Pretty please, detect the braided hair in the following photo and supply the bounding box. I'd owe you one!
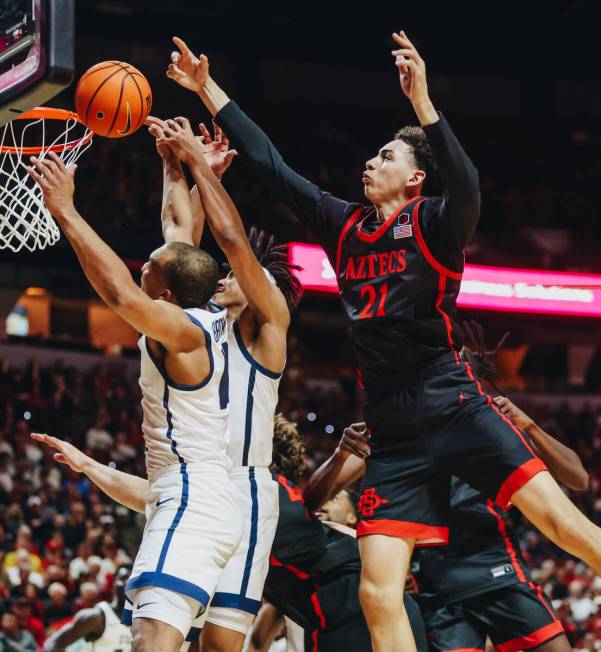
[248,227,303,312]
[460,320,509,395]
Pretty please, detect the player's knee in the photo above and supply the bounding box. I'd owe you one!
[359,576,403,618]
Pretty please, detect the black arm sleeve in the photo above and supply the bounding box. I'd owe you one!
[421,113,481,254]
[215,101,352,249]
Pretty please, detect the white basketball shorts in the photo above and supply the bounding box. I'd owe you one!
[183,466,279,643]
[125,462,244,637]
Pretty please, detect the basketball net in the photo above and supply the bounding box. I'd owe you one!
[0,108,93,252]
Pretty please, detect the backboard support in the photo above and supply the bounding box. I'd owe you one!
[0,0,74,126]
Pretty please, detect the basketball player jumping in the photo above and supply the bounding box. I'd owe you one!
[27,154,243,652]
[144,115,301,652]
[165,32,601,651]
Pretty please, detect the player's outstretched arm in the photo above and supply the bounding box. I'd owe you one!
[149,117,237,247]
[392,30,480,248]
[43,607,105,652]
[303,422,368,512]
[148,117,198,246]
[160,118,290,332]
[494,397,590,491]
[27,154,203,353]
[166,37,349,245]
[32,433,148,512]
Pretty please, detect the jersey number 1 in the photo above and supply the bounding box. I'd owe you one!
[358,283,388,319]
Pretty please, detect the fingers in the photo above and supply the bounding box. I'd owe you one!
[166,63,187,81]
[391,48,420,62]
[199,122,213,144]
[212,120,223,144]
[146,115,169,128]
[340,435,371,459]
[395,57,417,72]
[345,422,368,434]
[148,124,166,139]
[172,36,191,55]
[54,453,68,465]
[392,30,416,50]
[174,116,191,131]
[170,51,180,64]
[30,156,57,181]
[31,432,60,450]
[26,164,46,188]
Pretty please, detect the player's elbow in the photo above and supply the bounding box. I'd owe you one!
[569,469,590,492]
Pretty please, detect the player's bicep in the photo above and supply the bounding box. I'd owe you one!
[114,292,201,352]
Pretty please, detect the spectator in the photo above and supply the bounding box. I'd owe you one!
[0,613,36,652]
[44,583,73,628]
[11,597,45,647]
[569,580,597,624]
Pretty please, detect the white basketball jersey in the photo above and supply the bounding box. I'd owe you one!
[139,306,231,473]
[227,320,282,467]
[84,602,132,652]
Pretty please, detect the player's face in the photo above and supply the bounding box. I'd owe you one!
[316,490,357,528]
[140,248,168,300]
[212,271,246,310]
[363,140,422,204]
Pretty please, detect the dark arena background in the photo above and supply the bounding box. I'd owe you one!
[1,2,601,650]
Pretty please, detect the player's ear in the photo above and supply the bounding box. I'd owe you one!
[406,169,425,190]
[159,288,173,303]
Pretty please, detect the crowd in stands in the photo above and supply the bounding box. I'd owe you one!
[0,350,601,649]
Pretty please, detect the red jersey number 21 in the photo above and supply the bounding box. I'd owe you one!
[358,283,388,319]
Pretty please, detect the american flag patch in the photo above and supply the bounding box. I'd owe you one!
[393,213,412,239]
[393,224,412,239]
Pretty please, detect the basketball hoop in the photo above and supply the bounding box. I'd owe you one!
[0,107,93,252]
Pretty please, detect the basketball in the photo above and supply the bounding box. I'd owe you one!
[74,61,152,138]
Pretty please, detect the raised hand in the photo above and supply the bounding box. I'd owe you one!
[26,152,77,219]
[337,422,371,460]
[155,116,204,165]
[31,433,89,473]
[198,121,238,179]
[146,115,176,160]
[391,30,436,124]
[167,36,209,93]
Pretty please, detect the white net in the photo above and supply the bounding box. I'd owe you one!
[0,109,93,252]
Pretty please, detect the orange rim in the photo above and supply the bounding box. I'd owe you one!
[0,106,93,156]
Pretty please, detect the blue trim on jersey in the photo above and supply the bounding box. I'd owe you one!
[233,320,283,379]
[163,384,184,464]
[240,466,259,598]
[210,592,262,615]
[125,572,210,608]
[156,463,189,572]
[186,627,202,643]
[242,368,256,466]
[143,315,215,391]
[121,608,133,626]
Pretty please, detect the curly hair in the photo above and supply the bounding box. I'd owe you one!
[394,125,443,197]
[248,227,303,312]
[270,413,305,485]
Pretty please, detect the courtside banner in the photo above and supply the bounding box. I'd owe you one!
[289,243,601,318]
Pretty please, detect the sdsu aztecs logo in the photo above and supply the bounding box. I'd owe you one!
[358,488,389,517]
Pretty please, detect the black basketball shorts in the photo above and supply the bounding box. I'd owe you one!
[422,582,564,652]
[357,356,547,544]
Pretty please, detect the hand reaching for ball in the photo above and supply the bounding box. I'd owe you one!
[147,116,237,178]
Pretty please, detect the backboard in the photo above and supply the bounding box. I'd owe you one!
[0,0,74,126]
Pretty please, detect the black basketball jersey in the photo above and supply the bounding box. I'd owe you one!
[263,474,361,630]
[336,197,464,394]
[414,477,532,608]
